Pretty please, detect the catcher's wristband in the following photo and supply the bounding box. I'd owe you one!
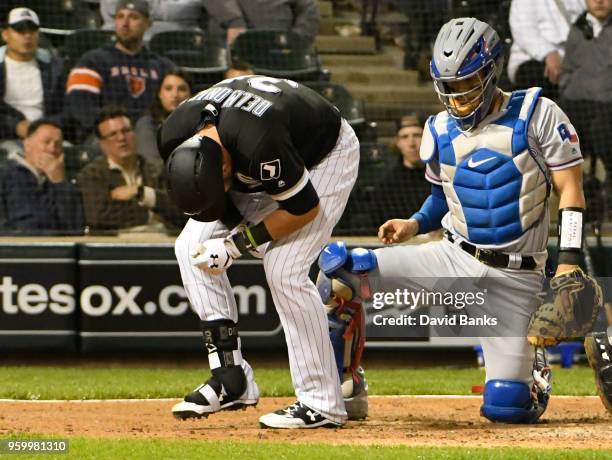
[557,207,584,265]
[231,222,272,255]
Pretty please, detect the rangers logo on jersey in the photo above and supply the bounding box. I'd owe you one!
[557,123,579,144]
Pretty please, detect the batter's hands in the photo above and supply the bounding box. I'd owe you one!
[191,237,242,275]
[378,218,418,244]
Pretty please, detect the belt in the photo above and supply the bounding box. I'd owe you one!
[444,232,537,270]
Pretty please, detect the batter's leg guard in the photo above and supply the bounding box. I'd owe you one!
[481,348,552,424]
[172,320,259,420]
[317,241,377,420]
[585,328,612,414]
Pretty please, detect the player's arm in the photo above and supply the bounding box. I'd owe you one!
[533,97,585,275]
[378,184,447,244]
[263,203,320,239]
[229,129,323,253]
[551,164,585,275]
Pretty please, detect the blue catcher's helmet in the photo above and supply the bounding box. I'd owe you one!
[430,17,504,131]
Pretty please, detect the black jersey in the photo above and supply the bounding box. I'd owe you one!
[159,76,342,215]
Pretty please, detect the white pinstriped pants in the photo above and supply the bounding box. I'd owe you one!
[175,119,359,423]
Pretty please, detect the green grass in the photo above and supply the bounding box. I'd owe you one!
[0,366,597,400]
[1,437,610,460]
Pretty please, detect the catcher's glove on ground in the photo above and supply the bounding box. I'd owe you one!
[191,238,241,275]
[528,267,603,347]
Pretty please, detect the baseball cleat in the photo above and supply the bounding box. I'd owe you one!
[585,330,612,413]
[342,367,368,420]
[172,379,259,420]
[259,401,344,429]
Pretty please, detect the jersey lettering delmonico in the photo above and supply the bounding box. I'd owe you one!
[161,76,342,215]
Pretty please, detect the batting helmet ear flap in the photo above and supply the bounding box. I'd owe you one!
[165,135,226,221]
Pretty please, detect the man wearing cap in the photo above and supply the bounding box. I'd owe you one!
[66,0,174,142]
[363,113,432,228]
[99,0,208,43]
[0,8,65,146]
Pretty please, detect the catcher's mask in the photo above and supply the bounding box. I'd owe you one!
[165,135,226,221]
[430,17,504,131]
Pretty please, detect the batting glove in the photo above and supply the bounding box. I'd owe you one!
[191,237,242,275]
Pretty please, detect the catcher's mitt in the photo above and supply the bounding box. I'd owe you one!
[528,267,603,347]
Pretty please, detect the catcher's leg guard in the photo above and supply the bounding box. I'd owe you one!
[317,241,377,420]
[585,328,612,413]
[172,320,259,420]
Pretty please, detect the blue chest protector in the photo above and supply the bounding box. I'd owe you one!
[428,88,549,246]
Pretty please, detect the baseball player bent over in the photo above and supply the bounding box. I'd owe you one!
[319,17,598,423]
[157,77,359,428]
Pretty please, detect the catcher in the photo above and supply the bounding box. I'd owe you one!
[317,16,604,423]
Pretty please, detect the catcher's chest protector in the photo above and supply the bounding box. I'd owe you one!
[426,88,549,245]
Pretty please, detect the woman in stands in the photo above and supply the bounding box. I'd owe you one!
[135,69,193,174]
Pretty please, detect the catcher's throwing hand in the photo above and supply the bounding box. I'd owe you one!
[528,266,603,347]
[378,219,418,244]
[191,237,242,275]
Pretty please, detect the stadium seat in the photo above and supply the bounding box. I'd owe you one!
[38,33,56,53]
[63,29,116,68]
[304,82,364,125]
[230,29,327,82]
[63,144,99,180]
[149,31,229,86]
[303,81,378,141]
[29,0,99,48]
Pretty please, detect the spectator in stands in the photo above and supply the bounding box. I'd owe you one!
[66,0,174,142]
[203,0,320,45]
[559,0,612,194]
[508,0,585,99]
[135,69,192,174]
[560,0,612,102]
[99,0,208,43]
[0,8,65,152]
[77,106,184,233]
[373,114,431,223]
[0,120,84,233]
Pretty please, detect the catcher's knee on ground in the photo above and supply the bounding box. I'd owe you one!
[480,380,548,424]
[317,241,376,419]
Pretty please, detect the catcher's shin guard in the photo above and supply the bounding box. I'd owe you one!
[172,320,259,420]
[317,241,377,420]
[585,328,612,413]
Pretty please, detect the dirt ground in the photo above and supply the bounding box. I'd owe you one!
[1,396,610,449]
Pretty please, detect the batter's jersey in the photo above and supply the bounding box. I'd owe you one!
[421,88,583,255]
[159,76,342,215]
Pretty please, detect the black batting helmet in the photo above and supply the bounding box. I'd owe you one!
[165,135,226,221]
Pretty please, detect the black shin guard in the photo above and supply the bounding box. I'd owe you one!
[201,320,247,399]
